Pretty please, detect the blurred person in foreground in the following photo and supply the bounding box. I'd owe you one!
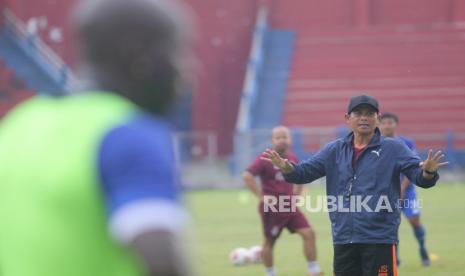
[261,95,447,276]
[243,126,323,276]
[380,112,432,266]
[0,0,194,275]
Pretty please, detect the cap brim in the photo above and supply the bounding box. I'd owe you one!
[349,103,379,113]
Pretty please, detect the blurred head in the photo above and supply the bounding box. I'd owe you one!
[271,126,292,154]
[73,0,194,115]
[379,112,399,138]
[345,95,379,135]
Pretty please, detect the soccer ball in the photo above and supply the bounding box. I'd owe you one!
[248,245,263,263]
[229,247,252,266]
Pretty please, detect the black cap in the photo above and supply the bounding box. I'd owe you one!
[347,94,379,114]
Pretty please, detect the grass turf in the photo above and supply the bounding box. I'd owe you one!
[186,183,465,276]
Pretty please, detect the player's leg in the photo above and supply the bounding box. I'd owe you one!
[404,194,430,266]
[259,202,285,276]
[407,215,430,266]
[296,227,317,263]
[360,243,397,276]
[262,237,277,275]
[333,244,362,276]
[295,227,323,276]
[397,203,407,266]
[288,209,322,275]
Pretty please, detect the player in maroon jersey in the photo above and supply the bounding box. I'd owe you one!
[243,126,322,276]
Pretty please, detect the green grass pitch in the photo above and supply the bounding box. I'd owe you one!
[186,183,465,276]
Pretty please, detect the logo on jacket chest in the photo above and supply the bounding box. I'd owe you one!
[371,148,382,157]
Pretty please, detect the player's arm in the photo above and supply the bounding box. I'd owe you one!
[110,201,189,276]
[400,176,410,200]
[400,138,414,199]
[291,156,304,195]
[130,230,182,275]
[242,171,262,199]
[99,124,191,276]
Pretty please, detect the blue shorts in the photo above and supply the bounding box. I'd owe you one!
[400,184,421,218]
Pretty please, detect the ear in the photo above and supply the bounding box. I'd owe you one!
[344,113,350,124]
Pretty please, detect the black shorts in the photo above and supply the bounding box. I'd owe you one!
[334,243,398,276]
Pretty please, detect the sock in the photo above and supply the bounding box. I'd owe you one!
[265,267,276,276]
[413,224,426,250]
[308,261,322,274]
[396,243,400,264]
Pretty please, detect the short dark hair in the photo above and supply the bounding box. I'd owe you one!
[74,0,191,115]
[379,112,399,123]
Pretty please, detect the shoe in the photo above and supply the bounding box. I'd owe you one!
[420,248,431,266]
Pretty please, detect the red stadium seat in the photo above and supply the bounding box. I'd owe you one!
[281,26,465,149]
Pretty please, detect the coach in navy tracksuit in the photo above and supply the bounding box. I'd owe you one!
[261,95,447,276]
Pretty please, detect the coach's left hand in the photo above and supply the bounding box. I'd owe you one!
[421,149,448,178]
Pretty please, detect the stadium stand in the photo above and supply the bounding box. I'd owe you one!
[234,0,465,172]
[242,1,465,152]
[282,26,465,150]
[1,0,464,164]
[251,30,295,129]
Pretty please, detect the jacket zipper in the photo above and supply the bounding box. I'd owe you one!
[348,148,356,243]
[348,145,376,243]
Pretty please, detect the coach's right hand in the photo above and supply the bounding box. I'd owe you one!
[261,149,295,174]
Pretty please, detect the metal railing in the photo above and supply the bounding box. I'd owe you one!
[3,9,80,92]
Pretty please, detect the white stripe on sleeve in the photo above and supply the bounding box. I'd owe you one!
[109,199,189,244]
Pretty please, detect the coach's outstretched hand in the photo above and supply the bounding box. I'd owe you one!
[421,149,448,178]
[261,149,295,174]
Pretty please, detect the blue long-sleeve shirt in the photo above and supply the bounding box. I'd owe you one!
[284,128,438,244]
